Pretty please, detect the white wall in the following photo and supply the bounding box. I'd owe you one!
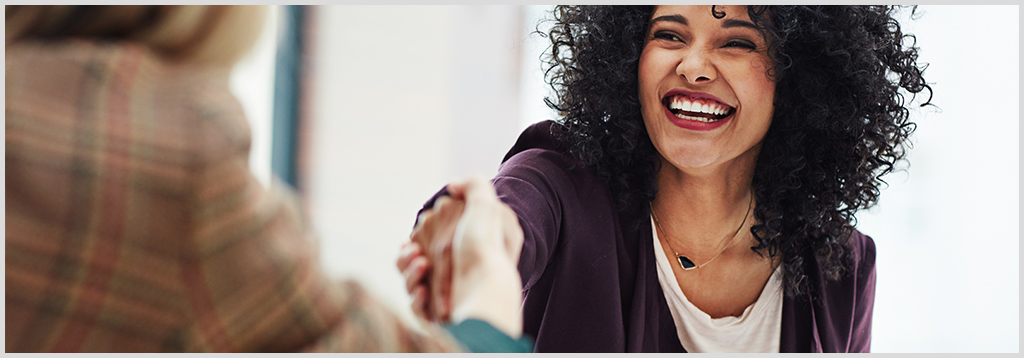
[253,5,1017,352]
[305,5,526,328]
[855,5,1019,353]
[231,5,279,188]
[520,6,561,130]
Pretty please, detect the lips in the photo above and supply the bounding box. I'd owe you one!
[659,90,735,131]
[662,94,735,123]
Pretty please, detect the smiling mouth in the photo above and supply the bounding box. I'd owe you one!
[662,95,735,123]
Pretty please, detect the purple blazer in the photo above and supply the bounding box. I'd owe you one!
[420,120,876,352]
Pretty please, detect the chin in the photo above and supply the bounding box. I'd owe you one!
[660,147,723,172]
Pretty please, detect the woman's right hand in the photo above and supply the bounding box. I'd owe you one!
[443,176,524,337]
[398,176,524,337]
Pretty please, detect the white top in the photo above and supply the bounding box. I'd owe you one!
[651,216,784,353]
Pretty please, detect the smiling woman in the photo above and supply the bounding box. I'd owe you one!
[640,6,779,327]
[640,6,776,174]
[400,5,932,353]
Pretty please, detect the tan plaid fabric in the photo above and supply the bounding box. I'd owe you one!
[5,39,461,353]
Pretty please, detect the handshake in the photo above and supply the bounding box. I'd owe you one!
[395,176,525,338]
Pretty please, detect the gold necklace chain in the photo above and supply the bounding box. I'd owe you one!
[650,189,754,270]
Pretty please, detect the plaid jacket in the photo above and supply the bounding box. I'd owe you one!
[5,40,461,353]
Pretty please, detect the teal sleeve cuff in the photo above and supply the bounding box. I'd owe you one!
[444,319,534,353]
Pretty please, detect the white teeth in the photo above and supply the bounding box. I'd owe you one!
[668,96,731,116]
[686,101,698,112]
[673,112,720,123]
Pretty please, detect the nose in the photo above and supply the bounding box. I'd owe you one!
[675,49,717,84]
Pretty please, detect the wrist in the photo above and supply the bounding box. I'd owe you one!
[450,254,523,338]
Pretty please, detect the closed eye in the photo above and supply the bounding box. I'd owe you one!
[723,40,756,50]
[653,31,683,43]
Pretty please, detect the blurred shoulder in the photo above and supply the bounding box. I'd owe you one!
[6,39,250,165]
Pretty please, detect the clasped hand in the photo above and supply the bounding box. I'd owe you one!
[396,176,524,337]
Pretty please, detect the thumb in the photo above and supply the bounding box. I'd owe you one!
[446,175,496,204]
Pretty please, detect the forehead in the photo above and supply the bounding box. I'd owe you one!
[651,5,753,22]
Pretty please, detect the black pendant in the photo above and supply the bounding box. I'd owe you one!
[677,256,697,270]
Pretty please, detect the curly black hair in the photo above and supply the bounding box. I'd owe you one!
[541,5,932,297]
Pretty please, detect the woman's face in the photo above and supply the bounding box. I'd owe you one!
[639,5,775,174]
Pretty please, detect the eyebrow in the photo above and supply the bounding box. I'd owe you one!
[649,14,759,31]
[721,19,757,30]
[650,14,687,26]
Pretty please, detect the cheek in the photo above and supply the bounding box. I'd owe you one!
[749,79,775,112]
[756,81,776,119]
[735,65,776,121]
[638,46,680,95]
[637,50,657,98]
[637,48,671,116]
[747,58,776,109]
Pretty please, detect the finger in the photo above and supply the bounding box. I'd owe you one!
[447,175,497,204]
[433,195,452,211]
[433,197,465,243]
[438,282,451,321]
[403,256,429,294]
[411,211,435,246]
[445,175,494,202]
[416,209,434,227]
[431,198,463,322]
[434,196,464,221]
[410,285,430,321]
[434,198,466,246]
[395,241,422,272]
[430,238,453,322]
[445,179,470,201]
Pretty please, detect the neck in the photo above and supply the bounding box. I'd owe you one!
[651,150,757,253]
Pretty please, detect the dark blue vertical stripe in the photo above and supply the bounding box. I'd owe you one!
[271,5,305,189]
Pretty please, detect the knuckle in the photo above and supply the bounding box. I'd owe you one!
[409,234,423,247]
[434,196,451,211]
